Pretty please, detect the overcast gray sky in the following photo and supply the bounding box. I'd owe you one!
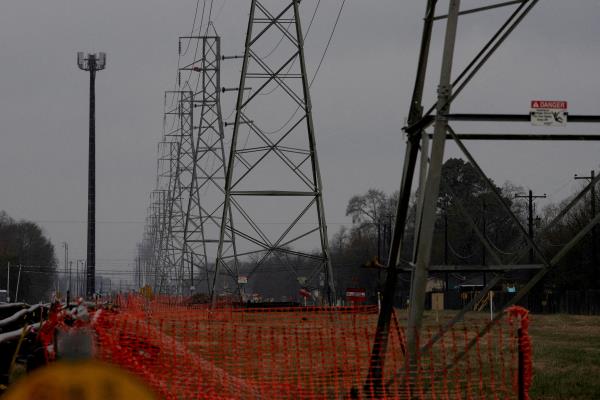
[1,0,599,281]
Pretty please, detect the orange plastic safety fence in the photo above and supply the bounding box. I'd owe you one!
[506,306,533,400]
[87,295,532,399]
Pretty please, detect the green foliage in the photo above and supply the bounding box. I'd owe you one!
[0,211,57,302]
[539,189,600,290]
[332,158,599,302]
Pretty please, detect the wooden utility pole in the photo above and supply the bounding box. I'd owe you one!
[515,190,546,263]
[575,171,598,283]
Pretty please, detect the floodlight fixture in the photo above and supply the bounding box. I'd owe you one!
[77,52,106,71]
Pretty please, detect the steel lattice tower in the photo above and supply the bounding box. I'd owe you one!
[365,0,600,395]
[162,90,196,295]
[179,35,240,296]
[141,34,237,296]
[214,0,335,303]
[152,141,177,293]
[148,188,170,292]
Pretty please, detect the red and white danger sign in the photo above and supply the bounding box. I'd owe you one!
[299,288,311,298]
[346,288,367,303]
[530,100,567,126]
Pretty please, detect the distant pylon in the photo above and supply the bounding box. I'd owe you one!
[147,33,237,296]
[162,90,195,296]
[178,34,240,296]
[148,188,170,292]
[214,0,335,304]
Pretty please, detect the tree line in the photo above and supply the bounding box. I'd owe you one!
[330,158,599,302]
[0,211,56,303]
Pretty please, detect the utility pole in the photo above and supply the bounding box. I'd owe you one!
[138,256,143,289]
[62,242,68,295]
[575,171,598,283]
[15,265,22,303]
[515,190,546,263]
[444,200,450,290]
[7,262,10,303]
[67,261,73,305]
[77,52,106,298]
[76,261,79,297]
[376,219,382,262]
[76,259,84,298]
[68,261,73,293]
[482,199,486,286]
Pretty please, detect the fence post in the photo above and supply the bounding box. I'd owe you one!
[518,327,525,400]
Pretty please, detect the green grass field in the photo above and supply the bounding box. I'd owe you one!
[528,314,600,400]
[408,310,600,399]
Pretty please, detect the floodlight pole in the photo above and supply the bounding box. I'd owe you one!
[78,52,106,298]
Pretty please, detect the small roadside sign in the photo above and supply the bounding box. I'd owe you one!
[299,288,311,298]
[237,276,248,284]
[346,288,367,303]
[530,100,567,126]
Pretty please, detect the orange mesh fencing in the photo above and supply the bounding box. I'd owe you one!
[86,296,532,399]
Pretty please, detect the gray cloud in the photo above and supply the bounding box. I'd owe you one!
[0,0,598,281]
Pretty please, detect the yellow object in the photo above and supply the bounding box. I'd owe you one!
[9,326,29,377]
[140,285,154,300]
[3,360,156,399]
[431,292,444,311]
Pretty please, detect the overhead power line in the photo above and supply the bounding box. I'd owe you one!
[258,0,348,135]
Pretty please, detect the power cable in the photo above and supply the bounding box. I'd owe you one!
[205,0,214,35]
[308,0,346,87]
[172,0,207,106]
[484,234,517,256]
[214,0,227,23]
[448,242,476,260]
[258,0,347,135]
[257,0,321,61]
[258,0,323,97]
[180,0,202,57]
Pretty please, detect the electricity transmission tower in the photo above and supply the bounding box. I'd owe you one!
[365,0,600,395]
[146,188,170,292]
[161,90,195,295]
[140,33,236,296]
[213,0,335,303]
[179,34,239,296]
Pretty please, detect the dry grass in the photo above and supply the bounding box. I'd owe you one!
[147,306,520,398]
[123,301,600,398]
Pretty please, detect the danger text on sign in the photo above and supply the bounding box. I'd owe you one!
[531,100,567,109]
[530,99,568,127]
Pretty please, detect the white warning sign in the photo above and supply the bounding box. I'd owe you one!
[530,100,567,126]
